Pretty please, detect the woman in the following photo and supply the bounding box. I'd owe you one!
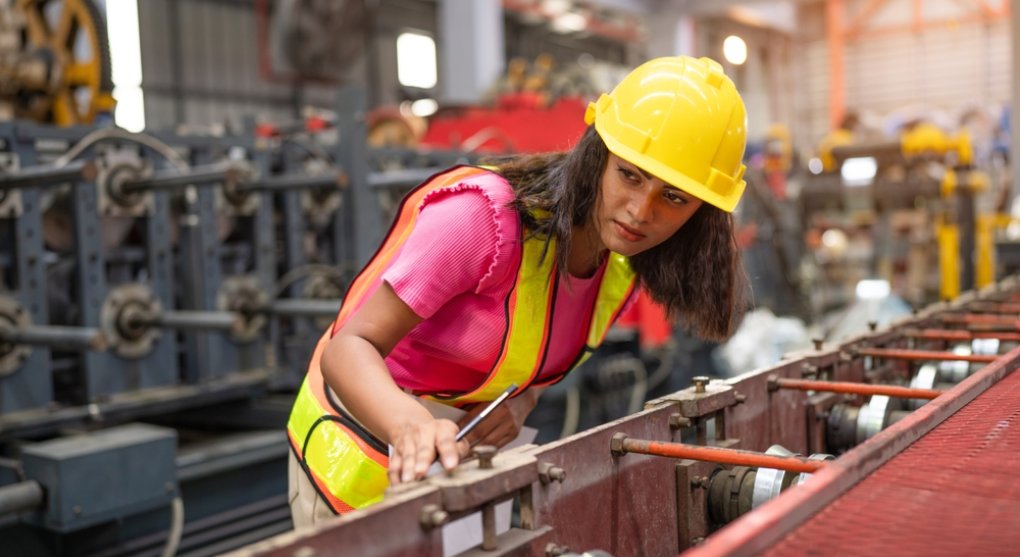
[287,55,748,527]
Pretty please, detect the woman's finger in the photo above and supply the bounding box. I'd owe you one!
[399,429,418,483]
[414,426,436,478]
[434,420,461,470]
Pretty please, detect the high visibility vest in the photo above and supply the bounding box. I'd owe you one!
[287,166,636,514]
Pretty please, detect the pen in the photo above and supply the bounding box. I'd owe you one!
[455,383,519,443]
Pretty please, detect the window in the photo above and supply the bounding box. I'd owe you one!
[106,0,145,131]
[396,32,437,89]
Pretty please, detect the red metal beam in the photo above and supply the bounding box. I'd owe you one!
[612,435,827,474]
[856,347,998,363]
[826,0,845,130]
[772,377,942,400]
[905,328,1020,342]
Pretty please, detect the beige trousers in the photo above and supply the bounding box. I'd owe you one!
[288,450,339,530]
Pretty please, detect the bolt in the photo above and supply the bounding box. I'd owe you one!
[801,364,819,378]
[419,504,449,531]
[766,374,780,392]
[868,321,878,331]
[539,462,566,484]
[812,337,824,351]
[733,392,747,404]
[293,547,316,557]
[474,445,496,469]
[692,537,705,545]
[816,409,831,420]
[669,413,692,430]
[692,376,710,393]
[690,475,710,490]
[610,432,628,456]
[839,351,853,363]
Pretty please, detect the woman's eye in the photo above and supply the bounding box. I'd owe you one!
[664,191,688,205]
[617,166,639,182]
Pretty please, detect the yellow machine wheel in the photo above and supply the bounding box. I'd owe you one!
[17,0,115,125]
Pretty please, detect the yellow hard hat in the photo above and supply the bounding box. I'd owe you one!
[585,56,747,212]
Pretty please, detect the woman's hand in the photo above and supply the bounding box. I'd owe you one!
[387,417,469,485]
[457,388,543,449]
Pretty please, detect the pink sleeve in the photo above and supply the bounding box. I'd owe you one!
[382,183,518,319]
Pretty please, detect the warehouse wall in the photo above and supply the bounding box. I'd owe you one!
[795,0,1010,156]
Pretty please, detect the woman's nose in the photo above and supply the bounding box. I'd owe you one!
[627,188,655,223]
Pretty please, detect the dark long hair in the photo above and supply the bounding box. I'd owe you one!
[488,127,746,341]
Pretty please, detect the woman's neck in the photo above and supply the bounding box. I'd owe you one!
[567,223,607,278]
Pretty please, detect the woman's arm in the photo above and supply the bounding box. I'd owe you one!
[320,282,467,484]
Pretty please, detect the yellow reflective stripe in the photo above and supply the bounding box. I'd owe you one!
[448,234,556,404]
[303,419,388,509]
[586,254,636,347]
[288,378,389,510]
[286,380,322,457]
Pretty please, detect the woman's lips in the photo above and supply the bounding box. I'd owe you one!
[613,220,645,242]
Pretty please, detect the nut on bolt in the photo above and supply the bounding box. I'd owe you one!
[610,432,628,456]
[669,413,692,429]
[692,376,710,393]
[419,504,449,531]
[473,445,497,469]
[539,462,566,484]
[545,543,570,556]
[766,374,780,392]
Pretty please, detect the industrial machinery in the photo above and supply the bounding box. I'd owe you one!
[229,277,1020,556]
[0,0,115,125]
[0,85,479,555]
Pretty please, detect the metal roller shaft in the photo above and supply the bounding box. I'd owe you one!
[610,433,828,474]
[122,164,237,192]
[856,347,998,363]
[0,159,96,190]
[0,480,44,517]
[127,309,240,332]
[0,324,107,351]
[266,299,342,319]
[241,173,341,192]
[904,328,1020,342]
[770,377,943,400]
[368,167,447,189]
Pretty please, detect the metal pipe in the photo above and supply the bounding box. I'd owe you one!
[903,328,1020,342]
[610,433,828,474]
[265,299,341,319]
[958,302,1020,314]
[939,313,1020,326]
[122,164,237,192]
[367,167,446,189]
[770,377,942,400]
[856,347,998,363]
[0,324,107,351]
[126,309,239,331]
[0,159,96,190]
[240,173,341,193]
[0,480,44,517]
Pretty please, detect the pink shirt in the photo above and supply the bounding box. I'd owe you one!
[370,171,612,395]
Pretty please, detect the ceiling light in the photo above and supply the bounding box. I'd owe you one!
[723,35,747,65]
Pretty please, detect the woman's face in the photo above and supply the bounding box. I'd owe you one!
[594,153,704,256]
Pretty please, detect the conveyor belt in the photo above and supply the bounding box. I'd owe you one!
[688,346,1020,557]
[761,366,1020,556]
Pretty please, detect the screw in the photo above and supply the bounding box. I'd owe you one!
[419,504,449,531]
[692,376,710,393]
[733,392,747,404]
[690,475,710,490]
[812,338,824,351]
[539,462,566,484]
[669,413,692,430]
[474,445,496,469]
